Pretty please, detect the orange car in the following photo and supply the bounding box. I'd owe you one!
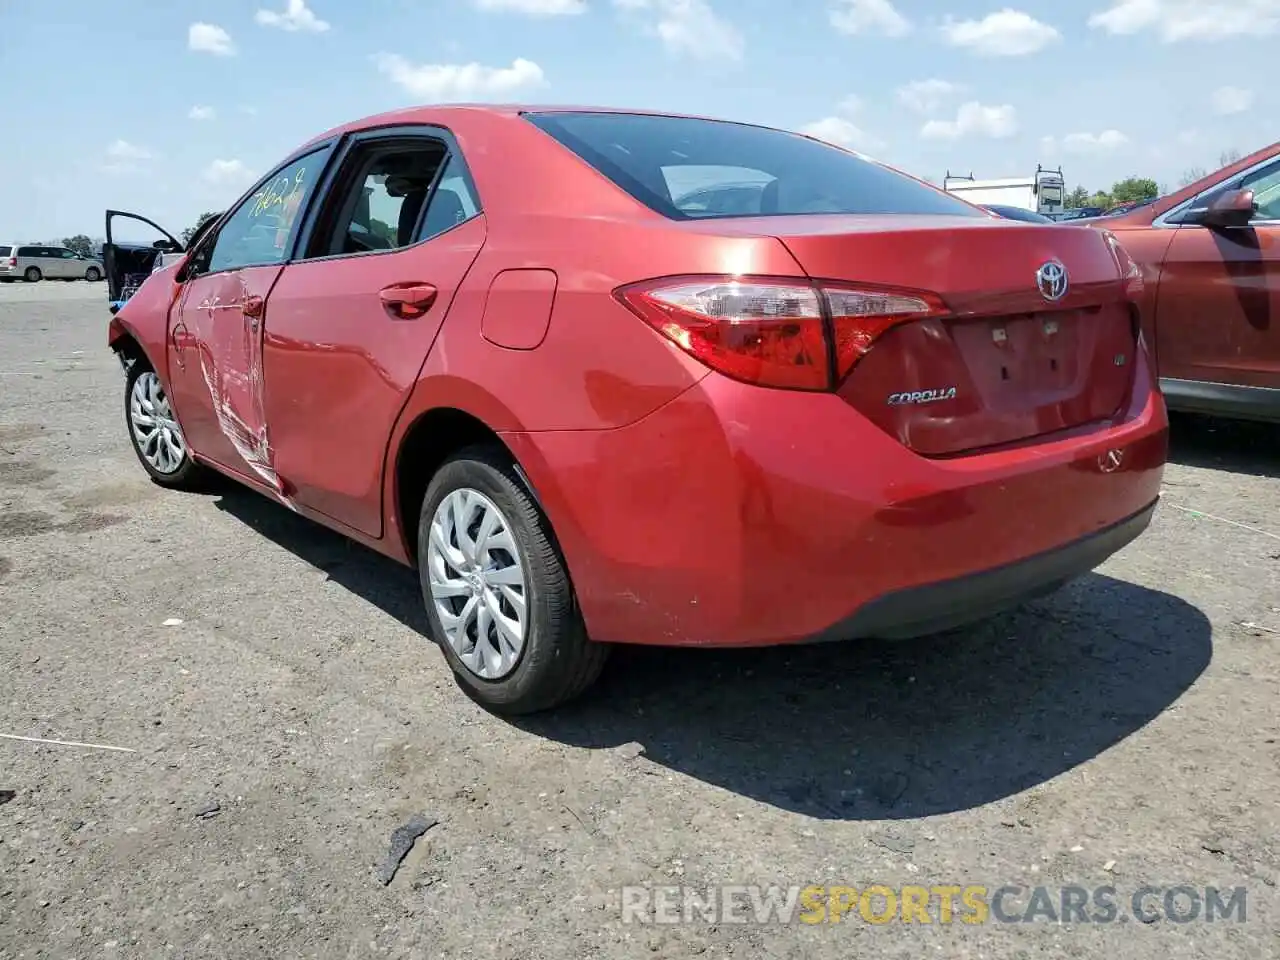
[1087,143,1280,423]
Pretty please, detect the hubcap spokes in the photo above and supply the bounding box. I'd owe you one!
[426,488,527,680]
[130,372,187,474]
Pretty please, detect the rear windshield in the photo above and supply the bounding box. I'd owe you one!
[526,111,982,220]
[0,246,10,257]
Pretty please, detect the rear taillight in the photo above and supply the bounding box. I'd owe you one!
[6,257,14,267]
[615,276,948,391]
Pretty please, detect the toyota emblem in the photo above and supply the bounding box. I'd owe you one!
[1036,260,1069,302]
[1098,449,1124,473]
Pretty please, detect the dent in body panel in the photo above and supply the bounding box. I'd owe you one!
[181,268,286,493]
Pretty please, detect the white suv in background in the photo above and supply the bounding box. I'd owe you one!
[0,244,104,282]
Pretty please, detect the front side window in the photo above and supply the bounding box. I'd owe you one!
[203,152,320,274]
[1178,158,1280,224]
[1242,162,1280,221]
[526,111,983,220]
[60,249,79,259]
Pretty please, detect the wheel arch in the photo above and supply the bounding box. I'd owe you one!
[391,405,545,567]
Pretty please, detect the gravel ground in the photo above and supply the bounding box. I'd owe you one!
[1,280,1278,959]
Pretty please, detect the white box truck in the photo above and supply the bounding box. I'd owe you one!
[942,165,1065,216]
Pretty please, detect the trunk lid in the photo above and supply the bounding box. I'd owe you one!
[728,215,1137,456]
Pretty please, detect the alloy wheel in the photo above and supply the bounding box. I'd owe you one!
[129,371,188,474]
[426,488,528,680]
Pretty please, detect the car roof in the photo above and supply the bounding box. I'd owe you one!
[295,103,776,153]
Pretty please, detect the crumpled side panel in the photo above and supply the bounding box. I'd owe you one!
[188,270,284,495]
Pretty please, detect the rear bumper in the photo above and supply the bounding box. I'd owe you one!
[811,500,1156,641]
[504,349,1168,648]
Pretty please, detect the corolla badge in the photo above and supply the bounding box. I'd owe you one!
[887,386,958,406]
[1036,260,1069,302]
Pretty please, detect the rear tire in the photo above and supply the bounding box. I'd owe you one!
[24,267,40,282]
[417,445,608,715]
[85,267,101,282]
[124,360,208,490]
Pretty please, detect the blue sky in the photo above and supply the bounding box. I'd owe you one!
[3,0,1278,241]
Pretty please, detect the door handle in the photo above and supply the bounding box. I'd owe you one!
[244,294,265,319]
[379,283,438,320]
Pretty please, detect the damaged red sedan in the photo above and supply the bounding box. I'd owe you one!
[106,106,1168,714]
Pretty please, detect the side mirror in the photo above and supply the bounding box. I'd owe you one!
[1199,188,1256,229]
[153,238,180,251]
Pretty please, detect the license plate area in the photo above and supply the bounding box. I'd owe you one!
[950,310,1083,403]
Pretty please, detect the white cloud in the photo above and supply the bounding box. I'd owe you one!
[188,105,216,121]
[107,140,153,161]
[829,0,911,36]
[942,9,1060,56]
[189,22,236,56]
[1043,130,1130,154]
[800,116,884,152]
[897,79,960,114]
[835,94,863,115]
[203,159,257,188]
[474,0,587,13]
[100,140,155,175]
[612,0,744,61]
[1088,0,1280,41]
[920,102,1017,140]
[1211,85,1254,115]
[255,0,331,32]
[375,54,546,99]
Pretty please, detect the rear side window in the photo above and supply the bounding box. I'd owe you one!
[526,112,983,220]
[17,246,39,257]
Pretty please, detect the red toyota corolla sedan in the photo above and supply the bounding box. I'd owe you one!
[105,105,1168,714]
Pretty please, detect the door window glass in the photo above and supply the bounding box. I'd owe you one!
[309,139,449,258]
[1242,162,1280,221]
[421,156,480,239]
[204,153,319,274]
[60,249,79,259]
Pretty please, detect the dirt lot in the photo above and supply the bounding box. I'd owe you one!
[1,280,1277,959]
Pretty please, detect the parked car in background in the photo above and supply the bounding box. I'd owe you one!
[981,204,1053,223]
[0,243,104,282]
[106,105,1167,714]
[1083,141,1280,423]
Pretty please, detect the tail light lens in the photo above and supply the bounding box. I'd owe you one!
[616,276,947,391]
[6,257,14,267]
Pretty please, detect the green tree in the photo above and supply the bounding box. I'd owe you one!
[1087,190,1114,209]
[62,234,93,257]
[1109,178,1159,204]
[181,211,220,246]
[1065,186,1090,208]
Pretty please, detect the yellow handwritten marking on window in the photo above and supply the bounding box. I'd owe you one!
[250,167,307,219]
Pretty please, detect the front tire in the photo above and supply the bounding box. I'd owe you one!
[24,267,40,282]
[418,446,608,715]
[124,361,207,489]
[85,266,101,282]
